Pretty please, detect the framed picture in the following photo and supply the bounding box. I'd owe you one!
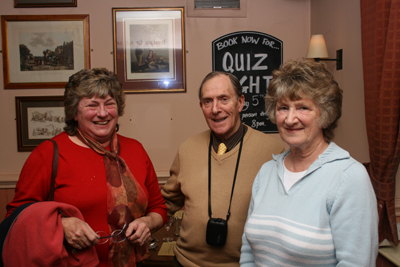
[112,7,186,93]
[1,15,90,89]
[14,0,77,8]
[16,96,65,151]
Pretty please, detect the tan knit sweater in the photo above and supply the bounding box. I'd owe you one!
[162,126,285,267]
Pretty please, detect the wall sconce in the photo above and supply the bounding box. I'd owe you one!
[306,34,343,70]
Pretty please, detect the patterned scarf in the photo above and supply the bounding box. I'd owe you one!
[77,128,148,267]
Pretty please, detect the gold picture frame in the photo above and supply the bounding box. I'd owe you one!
[1,14,90,89]
[112,7,186,93]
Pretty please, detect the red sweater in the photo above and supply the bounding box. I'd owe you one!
[6,132,167,264]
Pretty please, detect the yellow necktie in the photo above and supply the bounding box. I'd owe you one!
[217,143,227,155]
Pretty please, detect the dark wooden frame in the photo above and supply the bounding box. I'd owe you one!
[16,96,64,152]
[14,0,77,8]
[112,7,186,93]
[1,14,90,89]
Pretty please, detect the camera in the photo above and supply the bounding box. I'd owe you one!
[206,218,227,246]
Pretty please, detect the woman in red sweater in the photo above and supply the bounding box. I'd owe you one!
[6,68,167,266]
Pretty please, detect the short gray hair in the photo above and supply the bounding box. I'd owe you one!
[198,71,242,101]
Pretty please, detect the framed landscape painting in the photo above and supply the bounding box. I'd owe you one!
[1,15,90,89]
[112,7,186,93]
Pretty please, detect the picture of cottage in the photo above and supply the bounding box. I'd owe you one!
[19,32,74,71]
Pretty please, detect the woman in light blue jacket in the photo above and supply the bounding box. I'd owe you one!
[240,59,378,267]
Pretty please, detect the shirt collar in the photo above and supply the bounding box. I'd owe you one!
[212,124,247,153]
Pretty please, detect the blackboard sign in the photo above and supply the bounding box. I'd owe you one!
[212,31,282,133]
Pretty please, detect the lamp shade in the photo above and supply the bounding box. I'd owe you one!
[306,34,329,58]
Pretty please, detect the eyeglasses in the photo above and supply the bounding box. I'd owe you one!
[96,223,127,244]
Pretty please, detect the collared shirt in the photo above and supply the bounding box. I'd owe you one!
[212,124,248,153]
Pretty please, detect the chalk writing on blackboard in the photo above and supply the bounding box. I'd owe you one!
[212,31,283,133]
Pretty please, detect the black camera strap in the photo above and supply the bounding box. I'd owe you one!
[208,127,244,222]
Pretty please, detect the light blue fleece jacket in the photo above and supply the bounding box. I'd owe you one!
[240,142,378,267]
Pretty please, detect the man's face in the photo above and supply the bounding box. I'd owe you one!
[200,75,244,140]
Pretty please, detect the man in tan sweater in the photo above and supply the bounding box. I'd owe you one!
[162,71,284,267]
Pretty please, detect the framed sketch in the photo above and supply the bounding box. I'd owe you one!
[14,0,77,8]
[112,7,186,93]
[1,15,90,89]
[16,96,65,151]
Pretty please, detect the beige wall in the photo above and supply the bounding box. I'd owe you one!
[0,0,308,185]
[310,0,400,214]
[0,0,374,190]
[310,0,369,162]
[310,0,372,165]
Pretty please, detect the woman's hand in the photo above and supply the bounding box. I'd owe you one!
[125,212,163,246]
[61,217,99,250]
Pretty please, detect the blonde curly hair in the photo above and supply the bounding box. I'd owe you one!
[265,59,343,142]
